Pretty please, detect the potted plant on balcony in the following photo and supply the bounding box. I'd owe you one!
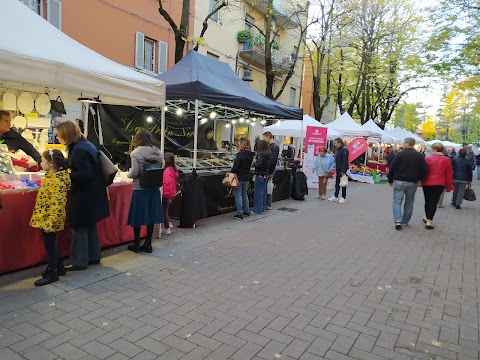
[272,42,280,50]
[237,30,253,43]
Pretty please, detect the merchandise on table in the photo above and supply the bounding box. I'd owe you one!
[0,144,15,174]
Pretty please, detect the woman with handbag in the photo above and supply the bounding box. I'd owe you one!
[127,129,164,253]
[312,146,334,200]
[252,140,272,215]
[56,121,109,271]
[452,148,473,209]
[230,138,254,219]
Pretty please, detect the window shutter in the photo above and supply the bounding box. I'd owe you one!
[158,41,168,74]
[135,32,145,69]
[47,0,61,30]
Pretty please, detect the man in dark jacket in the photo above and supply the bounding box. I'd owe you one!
[0,110,41,164]
[452,148,473,209]
[387,137,428,230]
[329,138,349,204]
[263,131,280,210]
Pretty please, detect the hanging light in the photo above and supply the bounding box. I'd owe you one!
[246,119,251,124]
[252,117,257,122]
[251,122,256,127]
[225,123,231,128]
[276,120,281,126]
[242,68,253,82]
[200,118,208,124]
[232,119,237,124]
[176,108,183,115]
[210,111,217,119]
[163,106,168,111]
[261,120,266,125]
[146,116,153,123]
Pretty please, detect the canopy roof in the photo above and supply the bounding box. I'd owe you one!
[386,127,426,145]
[263,114,340,139]
[362,119,400,144]
[427,139,462,148]
[0,0,165,106]
[156,51,303,120]
[325,112,381,138]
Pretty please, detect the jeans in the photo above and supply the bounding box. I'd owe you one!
[43,231,62,270]
[477,166,480,180]
[423,185,445,220]
[334,172,346,199]
[392,180,418,224]
[452,181,467,206]
[233,181,249,215]
[254,176,268,214]
[70,224,101,267]
[162,197,171,229]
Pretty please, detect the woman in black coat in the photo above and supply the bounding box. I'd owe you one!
[252,140,271,215]
[230,138,254,219]
[56,121,109,271]
[451,148,473,209]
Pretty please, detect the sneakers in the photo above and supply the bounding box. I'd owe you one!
[317,195,326,200]
[456,205,461,209]
[425,219,434,230]
[233,214,243,220]
[243,212,250,217]
[163,228,172,235]
[338,197,346,204]
[395,222,402,230]
[266,206,273,210]
[328,196,339,202]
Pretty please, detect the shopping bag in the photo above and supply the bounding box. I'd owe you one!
[326,178,335,190]
[339,174,348,187]
[464,187,476,201]
[98,150,118,186]
[267,180,274,195]
[222,172,239,188]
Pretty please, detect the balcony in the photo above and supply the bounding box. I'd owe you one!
[244,0,299,29]
[239,34,293,75]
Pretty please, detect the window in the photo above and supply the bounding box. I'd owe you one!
[135,32,156,73]
[19,0,41,14]
[207,52,219,59]
[158,41,168,74]
[47,0,61,29]
[289,87,297,106]
[209,0,221,22]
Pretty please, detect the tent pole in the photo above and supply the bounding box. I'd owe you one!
[160,107,166,154]
[193,99,199,169]
[83,103,89,137]
[300,118,304,166]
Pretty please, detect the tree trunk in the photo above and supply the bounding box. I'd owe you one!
[264,0,275,99]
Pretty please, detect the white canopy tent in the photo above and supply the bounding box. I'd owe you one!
[362,119,400,144]
[263,115,340,139]
[386,127,426,145]
[0,0,166,107]
[326,112,382,138]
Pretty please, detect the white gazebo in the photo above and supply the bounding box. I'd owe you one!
[263,114,340,139]
[362,119,400,144]
[326,112,381,138]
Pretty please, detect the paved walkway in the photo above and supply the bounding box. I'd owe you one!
[1,180,479,360]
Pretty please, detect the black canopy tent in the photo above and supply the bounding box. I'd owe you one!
[154,50,303,168]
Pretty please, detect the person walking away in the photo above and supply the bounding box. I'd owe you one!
[56,121,109,271]
[30,150,70,286]
[421,143,453,229]
[253,140,271,215]
[162,153,178,235]
[230,138,254,219]
[476,150,480,180]
[466,145,475,170]
[437,148,450,208]
[127,129,164,253]
[263,132,280,210]
[312,146,334,200]
[329,138,349,204]
[387,137,428,230]
[452,148,473,209]
[385,148,396,174]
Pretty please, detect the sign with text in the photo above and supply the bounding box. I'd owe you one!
[347,137,368,163]
[304,126,328,188]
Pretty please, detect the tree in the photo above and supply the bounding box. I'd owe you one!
[157,0,228,63]
[420,116,438,141]
[392,102,424,132]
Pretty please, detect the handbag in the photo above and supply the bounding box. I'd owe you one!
[267,180,274,195]
[222,172,239,188]
[50,96,66,114]
[339,174,348,187]
[464,186,476,201]
[98,150,118,186]
[139,160,164,189]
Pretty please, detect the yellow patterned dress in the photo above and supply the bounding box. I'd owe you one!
[30,170,71,233]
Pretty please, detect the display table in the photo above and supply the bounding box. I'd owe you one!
[170,169,292,219]
[347,169,374,184]
[0,183,140,273]
[367,161,387,173]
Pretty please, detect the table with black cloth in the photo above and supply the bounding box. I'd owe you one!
[170,169,292,222]
[0,183,143,273]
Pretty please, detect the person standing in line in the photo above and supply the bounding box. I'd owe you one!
[30,150,70,286]
[329,138,349,204]
[56,121,109,271]
[162,153,178,235]
[263,131,280,210]
[421,143,453,229]
[385,148,396,174]
[230,138,254,219]
[451,148,473,209]
[466,145,475,170]
[127,129,164,253]
[387,137,428,230]
[312,146,335,200]
[252,140,271,215]
[475,150,480,180]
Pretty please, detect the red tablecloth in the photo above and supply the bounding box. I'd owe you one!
[0,183,142,273]
[367,162,387,173]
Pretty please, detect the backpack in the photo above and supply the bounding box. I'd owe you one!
[139,160,164,189]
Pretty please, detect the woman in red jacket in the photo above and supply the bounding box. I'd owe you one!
[162,153,179,235]
[422,142,453,229]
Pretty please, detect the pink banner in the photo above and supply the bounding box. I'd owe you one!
[305,126,327,156]
[347,137,368,163]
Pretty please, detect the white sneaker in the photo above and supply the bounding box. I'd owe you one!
[328,196,339,202]
[163,228,172,235]
[338,197,346,204]
[169,222,173,228]
[321,195,326,200]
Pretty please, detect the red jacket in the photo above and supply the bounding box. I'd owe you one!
[422,154,454,191]
[162,167,179,199]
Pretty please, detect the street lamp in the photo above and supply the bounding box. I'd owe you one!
[234,52,253,82]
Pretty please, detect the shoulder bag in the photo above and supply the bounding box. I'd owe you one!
[98,150,118,187]
[222,172,239,188]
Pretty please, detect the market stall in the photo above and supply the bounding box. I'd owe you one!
[0,0,166,272]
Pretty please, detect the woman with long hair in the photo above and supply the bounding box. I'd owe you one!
[230,138,254,219]
[252,140,271,215]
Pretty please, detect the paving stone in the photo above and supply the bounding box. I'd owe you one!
[80,340,116,359]
[282,338,311,358]
[307,336,334,357]
[109,338,143,357]
[51,342,88,360]
[20,345,57,360]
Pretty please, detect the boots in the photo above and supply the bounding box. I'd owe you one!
[41,261,66,278]
[128,239,141,253]
[140,238,152,253]
[35,268,59,287]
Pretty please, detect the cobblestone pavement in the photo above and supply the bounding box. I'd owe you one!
[1,180,480,360]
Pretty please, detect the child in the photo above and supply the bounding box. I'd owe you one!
[30,150,70,286]
[162,153,178,235]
